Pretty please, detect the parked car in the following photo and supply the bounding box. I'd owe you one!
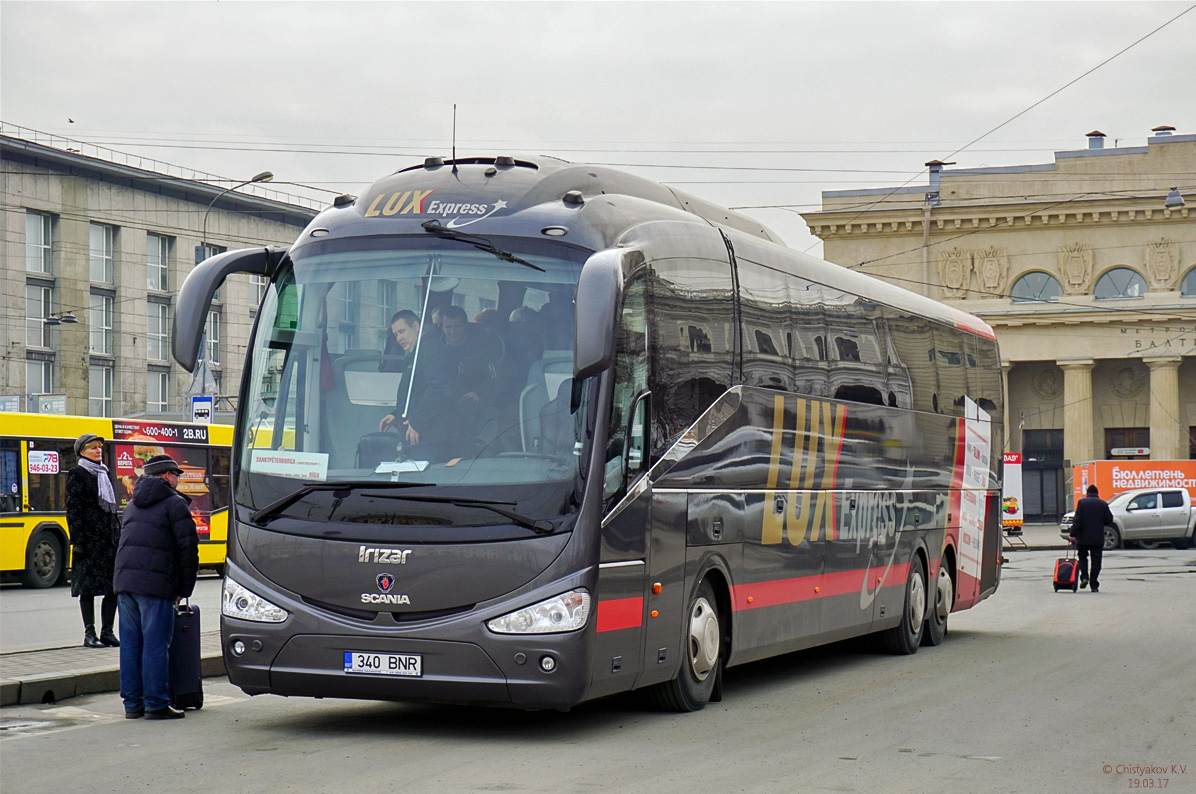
[1060,488,1196,550]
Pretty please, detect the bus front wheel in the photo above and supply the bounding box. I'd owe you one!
[649,579,722,712]
[21,530,64,589]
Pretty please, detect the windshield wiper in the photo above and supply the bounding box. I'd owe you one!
[249,480,429,525]
[362,492,557,535]
[421,220,545,272]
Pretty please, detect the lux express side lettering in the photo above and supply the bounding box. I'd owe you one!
[364,190,495,218]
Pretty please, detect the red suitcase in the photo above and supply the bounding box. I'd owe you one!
[1053,545,1079,593]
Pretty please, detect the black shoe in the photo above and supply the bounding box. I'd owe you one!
[1079,577,1088,590]
[145,706,185,720]
[83,628,104,649]
[125,709,144,719]
[99,630,120,647]
[1091,585,1100,593]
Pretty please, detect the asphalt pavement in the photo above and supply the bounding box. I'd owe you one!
[0,523,1067,708]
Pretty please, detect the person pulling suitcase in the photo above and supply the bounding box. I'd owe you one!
[1069,484,1114,593]
[114,455,199,720]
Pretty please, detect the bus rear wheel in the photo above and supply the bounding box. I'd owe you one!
[877,555,925,655]
[649,579,721,712]
[21,530,64,589]
[921,561,952,647]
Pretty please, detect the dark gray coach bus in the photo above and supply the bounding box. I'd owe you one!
[174,156,1003,711]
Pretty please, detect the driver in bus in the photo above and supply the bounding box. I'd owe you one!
[378,310,456,461]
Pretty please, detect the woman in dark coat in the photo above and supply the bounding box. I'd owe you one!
[65,433,120,648]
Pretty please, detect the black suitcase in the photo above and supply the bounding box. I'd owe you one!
[169,601,204,710]
[1053,545,1080,593]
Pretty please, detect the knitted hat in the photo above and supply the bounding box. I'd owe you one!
[143,455,183,477]
[73,433,104,456]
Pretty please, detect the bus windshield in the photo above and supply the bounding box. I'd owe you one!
[236,234,593,530]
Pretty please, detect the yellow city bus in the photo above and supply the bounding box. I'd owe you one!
[0,412,233,588]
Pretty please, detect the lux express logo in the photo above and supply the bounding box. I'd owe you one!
[364,189,508,228]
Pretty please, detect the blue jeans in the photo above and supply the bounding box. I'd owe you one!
[118,593,175,712]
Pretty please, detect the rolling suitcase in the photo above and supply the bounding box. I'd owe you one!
[1053,544,1080,593]
[169,600,204,710]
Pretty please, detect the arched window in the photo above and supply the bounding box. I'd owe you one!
[1181,267,1196,297]
[1009,272,1062,303]
[1094,267,1147,300]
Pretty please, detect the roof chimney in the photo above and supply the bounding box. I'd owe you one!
[925,160,955,190]
[1086,130,1106,150]
[1152,125,1176,137]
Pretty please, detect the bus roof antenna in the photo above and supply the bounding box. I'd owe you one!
[452,104,458,175]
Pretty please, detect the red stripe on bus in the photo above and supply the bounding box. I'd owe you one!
[950,308,997,340]
[730,562,911,611]
[596,597,644,632]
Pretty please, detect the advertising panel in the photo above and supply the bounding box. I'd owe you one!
[1072,460,1196,507]
[1001,452,1023,535]
[114,442,214,540]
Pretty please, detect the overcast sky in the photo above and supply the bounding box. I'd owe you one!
[3,1,1194,254]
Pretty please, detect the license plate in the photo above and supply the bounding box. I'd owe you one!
[343,651,422,677]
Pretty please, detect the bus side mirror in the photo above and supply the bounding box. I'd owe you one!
[574,249,626,381]
[173,246,288,372]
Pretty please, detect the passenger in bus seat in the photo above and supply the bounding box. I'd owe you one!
[66,433,121,648]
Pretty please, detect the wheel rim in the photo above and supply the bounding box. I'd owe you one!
[31,539,57,581]
[687,596,719,682]
[1104,527,1118,549]
[908,569,926,629]
[934,567,953,622]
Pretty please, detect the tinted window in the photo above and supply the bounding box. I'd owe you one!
[1161,491,1184,508]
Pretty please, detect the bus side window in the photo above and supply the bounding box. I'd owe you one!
[26,439,76,513]
[604,280,648,504]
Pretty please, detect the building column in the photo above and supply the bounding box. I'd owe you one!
[1145,356,1183,460]
[1059,359,1095,465]
[1001,360,1014,452]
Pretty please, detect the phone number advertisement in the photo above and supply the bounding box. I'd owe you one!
[1103,763,1188,788]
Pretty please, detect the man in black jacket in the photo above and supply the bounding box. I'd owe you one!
[1069,484,1114,593]
[114,455,198,720]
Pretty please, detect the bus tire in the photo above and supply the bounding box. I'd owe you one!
[878,554,925,655]
[921,559,952,647]
[649,579,721,712]
[21,530,64,589]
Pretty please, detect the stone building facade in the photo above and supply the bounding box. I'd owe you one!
[802,129,1196,519]
[2,133,319,420]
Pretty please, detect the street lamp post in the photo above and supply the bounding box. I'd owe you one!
[200,170,274,250]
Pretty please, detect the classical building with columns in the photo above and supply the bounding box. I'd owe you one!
[2,128,320,421]
[802,128,1195,520]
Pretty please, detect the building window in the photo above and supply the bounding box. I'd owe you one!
[147,303,170,361]
[197,244,226,301]
[250,273,269,306]
[26,284,53,348]
[147,371,169,413]
[26,211,53,273]
[27,360,53,395]
[1105,427,1149,458]
[205,311,221,365]
[835,336,861,362]
[1010,272,1062,303]
[89,293,114,355]
[89,364,113,417]
[1023,429,1064,463]
[147,234,170,291]
[1094,267,1147,300]
[754,329,778,356]
[90,223,115,284]
[1181,268,1196,298]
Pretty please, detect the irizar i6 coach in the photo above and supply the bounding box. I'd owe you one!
[175,155,1003,711]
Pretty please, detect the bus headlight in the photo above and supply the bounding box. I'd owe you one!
[487,589,591,634]
[222,575,289,623]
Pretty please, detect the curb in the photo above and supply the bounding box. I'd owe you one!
[2,654,225,707]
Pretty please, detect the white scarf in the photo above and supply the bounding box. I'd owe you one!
[78,458,117,514]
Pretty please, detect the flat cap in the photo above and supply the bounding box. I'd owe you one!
[74,433,104,456]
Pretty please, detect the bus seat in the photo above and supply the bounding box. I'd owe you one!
[323,352,402,469]
[518,351,573,452]
[536,377,575,456]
